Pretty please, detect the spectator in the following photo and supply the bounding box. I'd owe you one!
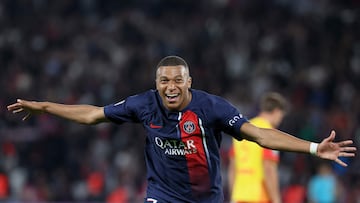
[307,162,339,203]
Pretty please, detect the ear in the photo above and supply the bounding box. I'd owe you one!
[155,78,160,90]
[187,76,192,88]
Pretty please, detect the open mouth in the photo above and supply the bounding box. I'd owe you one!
[165,93,180,102]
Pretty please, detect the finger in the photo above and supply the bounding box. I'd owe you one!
[340,146,357,152]
[7,105,13,110]
[22,113,31,121]
[322,130,336,143]
[7,103,21,111]
[7,99,26,110]
[325,130,336,142]
[335,158,347,167]
[12,108,24,114]
[338,152,356,157]
[338,140,354,146]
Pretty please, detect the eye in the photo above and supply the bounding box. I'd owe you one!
[175,78,183,83]
[160,79,169,84]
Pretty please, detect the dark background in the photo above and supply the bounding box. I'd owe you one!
[1,0,360,202]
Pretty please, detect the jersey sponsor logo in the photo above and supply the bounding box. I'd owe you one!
[155,137,197,155]
[183,121,196,134]
[228,113,243,126]
[150,123,162,129]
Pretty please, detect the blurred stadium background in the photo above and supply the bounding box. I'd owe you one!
[0,0,360,202]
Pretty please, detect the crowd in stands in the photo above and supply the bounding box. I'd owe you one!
[1,0,360,202]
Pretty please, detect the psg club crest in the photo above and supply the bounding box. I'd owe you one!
[183,121,196,134]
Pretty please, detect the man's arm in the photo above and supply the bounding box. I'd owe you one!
[263,159,281,203]
[7,99,107,125]
[240,122,356,166]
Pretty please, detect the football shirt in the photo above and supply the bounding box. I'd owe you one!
[104,89,248,203]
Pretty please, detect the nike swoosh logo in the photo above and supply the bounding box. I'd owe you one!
[150,123,162,129]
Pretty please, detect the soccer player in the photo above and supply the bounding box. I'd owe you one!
[7,56,356,203]
[228,92,288,203]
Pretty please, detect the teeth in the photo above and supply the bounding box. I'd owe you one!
[166,94,179,97]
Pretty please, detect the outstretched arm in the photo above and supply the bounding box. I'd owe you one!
[7,99,107,125]
[240,122,356,166]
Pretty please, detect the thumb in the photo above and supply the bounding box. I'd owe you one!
[323,130,336,143]
[17,99,26,104]
[17,99,32,107]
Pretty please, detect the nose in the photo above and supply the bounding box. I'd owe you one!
[168,80,176,90]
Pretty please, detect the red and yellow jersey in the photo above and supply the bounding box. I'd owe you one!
[229,117,279,203]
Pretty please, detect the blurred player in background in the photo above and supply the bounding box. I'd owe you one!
[7,56,356,203]
[228,92,288,203]
[307,162,339,203]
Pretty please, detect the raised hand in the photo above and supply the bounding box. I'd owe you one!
[317,130,356,167]
[7,99,44,121]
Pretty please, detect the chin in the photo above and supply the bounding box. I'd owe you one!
[166,104,181,112]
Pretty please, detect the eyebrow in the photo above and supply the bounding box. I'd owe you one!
[158,75,184,79]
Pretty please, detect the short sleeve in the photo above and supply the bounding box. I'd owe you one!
[104,95,142,124]
[212,96,248,140]
[263,148,280,162]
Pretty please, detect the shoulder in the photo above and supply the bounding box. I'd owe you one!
[191,89,232,106]
[191,89,242,121]
[124,89,157,103]
[104,90,159,119]
[109,89,158,110]
[129,89,157,99]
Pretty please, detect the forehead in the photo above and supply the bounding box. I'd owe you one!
[156,65,188,78]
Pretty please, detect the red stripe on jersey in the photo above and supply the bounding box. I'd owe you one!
[179,110,210,198]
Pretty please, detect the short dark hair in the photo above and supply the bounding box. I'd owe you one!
[156,56,189,69]
[260,92,289,113]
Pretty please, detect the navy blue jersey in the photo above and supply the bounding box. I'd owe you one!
[104,89,248,203]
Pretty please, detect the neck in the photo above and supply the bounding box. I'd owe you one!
[258,112,275,127]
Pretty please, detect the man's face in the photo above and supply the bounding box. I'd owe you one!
[156,65,192,111]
